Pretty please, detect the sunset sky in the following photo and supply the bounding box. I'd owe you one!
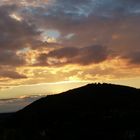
[0,0,140,112]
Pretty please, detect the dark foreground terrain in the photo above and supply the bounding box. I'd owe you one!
[0,83,140,140]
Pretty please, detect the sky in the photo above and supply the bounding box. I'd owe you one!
[0,0,140,112]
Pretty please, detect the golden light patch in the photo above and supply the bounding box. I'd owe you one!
[9,13,22,22]
[112,34,120,40]
[1,57,139,94]
[46,37,57,43]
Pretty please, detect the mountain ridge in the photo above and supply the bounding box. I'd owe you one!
[1,83,140,140]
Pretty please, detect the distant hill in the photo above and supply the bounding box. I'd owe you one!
[1,83,140,140]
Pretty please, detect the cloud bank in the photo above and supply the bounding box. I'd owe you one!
[0,0,139,91]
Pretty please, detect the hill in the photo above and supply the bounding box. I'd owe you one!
[1,83,140,140]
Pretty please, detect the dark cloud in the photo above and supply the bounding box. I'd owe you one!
[34,0,140,67]
[35,45,109,66]
[48,47,79,58]
[24,0,140,51]
[122,51,140,65]
[0,70,27,79]
[77,45,110,65]
[0,5,42,66]
[0,5,40,50]
[0,51,25,66]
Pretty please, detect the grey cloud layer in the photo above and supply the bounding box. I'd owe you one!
[0,0,139,69]
[0,95,44,112]
[36,45,109,66]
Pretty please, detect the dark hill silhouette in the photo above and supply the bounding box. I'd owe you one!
[1,83,140,140]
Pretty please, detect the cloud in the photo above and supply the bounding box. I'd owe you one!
[0,95,44,112]
[35,45,110,66]
[0,0,50,7]
[122,51,140,65]
[0,0,139,89]
[0,80,89,113]
[0,5,42,66]
[0,0,139,67]
[0,70,27,79]
[24,0,140,53]
[0,5,40,50]
[0,51,25,66]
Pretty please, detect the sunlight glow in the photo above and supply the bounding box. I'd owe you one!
[9,13,22,22]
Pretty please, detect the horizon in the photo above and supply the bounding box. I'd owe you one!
[0,82,139,113]
[0,0,140,112]
[0,80,140,99]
